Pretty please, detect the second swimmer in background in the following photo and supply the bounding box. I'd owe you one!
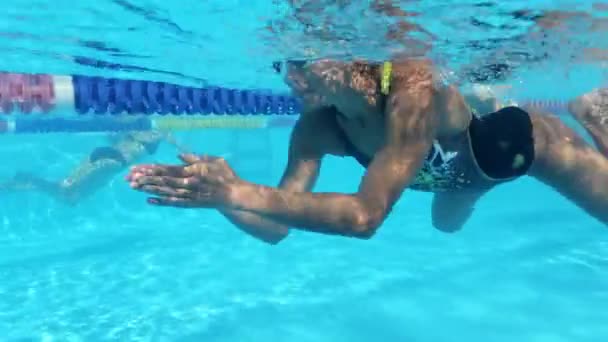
[1,130,167,205]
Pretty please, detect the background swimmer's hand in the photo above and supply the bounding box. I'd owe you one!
[127,154,241,208]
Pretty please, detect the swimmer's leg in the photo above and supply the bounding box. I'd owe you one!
[52,155,125,205]
[2,148,128,205]
[3,170,97,205]
[8,129,167,203]
[1,172,57,193]
[0,172,76,203]
[3,131,160,205]
[431,191,486,233]
[568,88,608,155]
[528,112,608,225]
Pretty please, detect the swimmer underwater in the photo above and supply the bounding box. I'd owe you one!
[126,58,608,244]
[1,130,166,205]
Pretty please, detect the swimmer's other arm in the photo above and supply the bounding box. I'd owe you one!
[228,82,437,238]
[217,109,329,244]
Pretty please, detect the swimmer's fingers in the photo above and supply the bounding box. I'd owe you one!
[137,185,193,199]
[128,164,189,179]
[146,197,202,208]
[130,175,200,190]
[178,153,223,164]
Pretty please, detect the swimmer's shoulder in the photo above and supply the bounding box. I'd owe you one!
[385,58,469,134]
[390,58,435,81]
[385,58,441,103]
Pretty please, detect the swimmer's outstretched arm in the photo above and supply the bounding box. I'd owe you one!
[130,61,439,239]
[143,107,343,244]
[218,94,434,238]
[224,87,435,237]
[212,107,340,244]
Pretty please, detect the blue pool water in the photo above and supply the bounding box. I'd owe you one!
[1,1,608,341]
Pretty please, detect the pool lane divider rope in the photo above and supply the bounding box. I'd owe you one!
[0,72,301,116]
[0,71,571,133]
[0,116,298,134]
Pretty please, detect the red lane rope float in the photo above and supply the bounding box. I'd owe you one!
[0,73,55,114]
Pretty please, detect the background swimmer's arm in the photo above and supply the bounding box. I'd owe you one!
[228,61,438,238]
[219,107,345,244]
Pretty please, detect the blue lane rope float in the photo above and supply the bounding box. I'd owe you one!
[0,71,570,118]
[71,76,301,116]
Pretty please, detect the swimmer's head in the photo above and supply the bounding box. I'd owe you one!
[273,59,339,103]
[273,59,313,95]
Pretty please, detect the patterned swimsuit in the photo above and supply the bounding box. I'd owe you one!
[337,122,470,192]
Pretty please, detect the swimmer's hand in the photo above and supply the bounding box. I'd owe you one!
[127,153,240,208]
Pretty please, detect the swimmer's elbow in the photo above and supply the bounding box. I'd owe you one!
[262,231,288,245]
[348,208,385,239]
[253,225,289,245]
